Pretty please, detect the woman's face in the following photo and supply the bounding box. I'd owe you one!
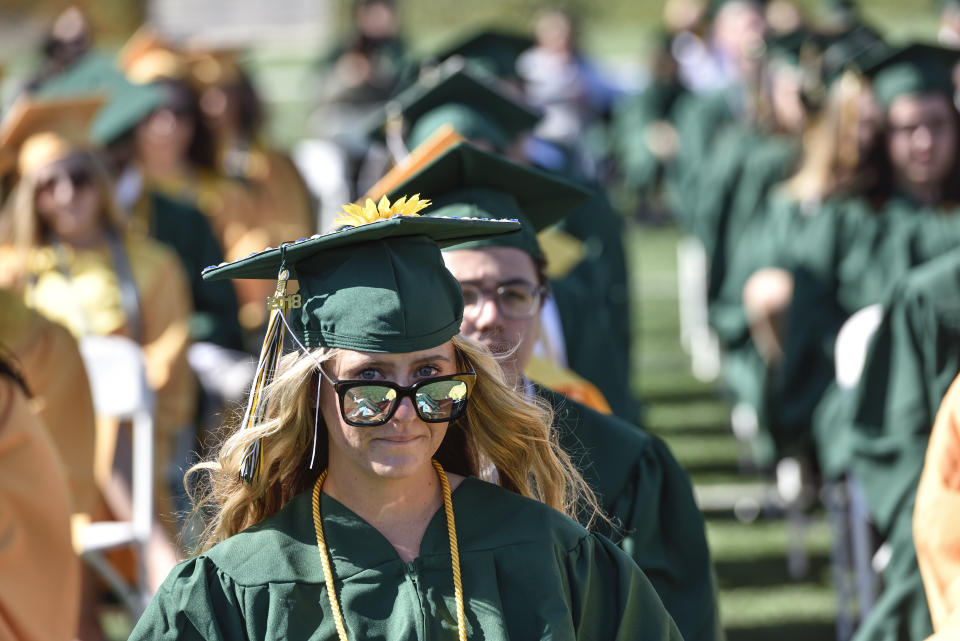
[769,63,805,133]
[134,101,196,166]
[33,157,103,243]
[886,93,958,190]
[320,341,458,480]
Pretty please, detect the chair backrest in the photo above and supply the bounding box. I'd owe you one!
[835,304,884,390]
[79,335,155,417]
[79,334,155,541]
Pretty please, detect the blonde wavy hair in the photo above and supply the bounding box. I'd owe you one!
[783,70,873,203]
[187,334,602,553]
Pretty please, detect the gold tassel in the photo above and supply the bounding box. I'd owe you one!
[238,267,300,483]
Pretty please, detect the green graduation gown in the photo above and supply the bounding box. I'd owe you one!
[129,477,682,641]
[546,164,638,422]
[666,90,740,230]
[142,192,244,351]
[777,196,960,461]
[836,248,960,641]
[538,386,723,641]
[609,79,687,198]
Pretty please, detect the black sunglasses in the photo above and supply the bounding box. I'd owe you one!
[36,165,93,194]
[319,369,477,427]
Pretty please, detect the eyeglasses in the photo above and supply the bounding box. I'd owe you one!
[35,166,93,195]
[319,369,477,427]
[460,282,546,320]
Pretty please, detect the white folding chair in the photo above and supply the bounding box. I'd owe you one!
[676,236,721,381]
[78,335,155,617]
[835,304,884,391]
[829,304,885,637]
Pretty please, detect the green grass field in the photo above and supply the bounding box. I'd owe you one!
[629,224,838,640]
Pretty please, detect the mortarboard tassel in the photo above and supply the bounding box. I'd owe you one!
[238,265,299,483]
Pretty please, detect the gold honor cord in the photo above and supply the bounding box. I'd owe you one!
[312,460,467,641]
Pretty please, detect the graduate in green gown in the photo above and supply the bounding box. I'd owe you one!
[129,192,680,640]
[664,0,767,227]
[838,248,960,641]
[381,141,721,641]
[762,44,960,468]
[609,31,688,213]
[370,60,638,421]
[711,31,888,465]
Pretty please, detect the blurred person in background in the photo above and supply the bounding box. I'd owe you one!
[188,50,314,243]
[116,32,271,333]
[609,30,687,220]
[0,352,80,641]
[32,45,245,357]
[940,0,960,48]
[21,5,91,93]
[517,7,620,167]
[35,51,253,458]
[1,288,105,640]
[0,98,195,591]
[666,0,767,228]
[713,38,885,470]
[835,44,960,641]
[301,0,408,212]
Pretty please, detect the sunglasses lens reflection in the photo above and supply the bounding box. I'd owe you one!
[342,385,396,425]
[416,380,469,421]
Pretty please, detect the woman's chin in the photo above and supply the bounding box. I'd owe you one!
[366,442,435,478]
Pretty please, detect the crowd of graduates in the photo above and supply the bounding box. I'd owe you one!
[3,0,960,639]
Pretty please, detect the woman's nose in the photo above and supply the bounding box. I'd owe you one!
[52,177,75,204]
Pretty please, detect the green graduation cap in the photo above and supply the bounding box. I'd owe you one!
[202,201,521,353]
[383,141,591,261]
[372,60,541,150]
[818,25,889,85]
[865,43,960,108]
[203,198,518,482]
[36,52,165,144]
[424,29,533,79]
[765,28,816,67]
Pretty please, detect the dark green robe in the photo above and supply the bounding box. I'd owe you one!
[775,197,960,460]
[711,192,817,468]
[832,248,960,641]
[704,133,797,307]
[666,90,740,230]
[609,80,687,198]
[545,163,638,422]
[145,192,244,351]
[129,477,682,640]
[538,386,722,641]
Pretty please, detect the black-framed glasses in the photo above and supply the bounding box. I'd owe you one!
[319,369,477,427]
[460,281,546,320]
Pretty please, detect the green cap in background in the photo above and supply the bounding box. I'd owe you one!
[817,25,889,86]
[373,60,540,150]
[202,207,520,352]
[384,141,591,261]
[866,43,960,108]
[765,28,817,67]
[36,52,165,144]
[422,29,533,79]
